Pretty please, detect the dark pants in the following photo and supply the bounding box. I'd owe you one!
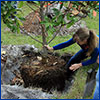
[65,49,88,78]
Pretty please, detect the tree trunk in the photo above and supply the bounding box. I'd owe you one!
[40,1,48,64]
[40,1,47,50]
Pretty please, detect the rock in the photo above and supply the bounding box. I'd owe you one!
[22,44,38,54]
[1,69,15,84]
[1,85,54,99]
[37,56,42,61]
[1,45,38,85]
[1,51,6,55]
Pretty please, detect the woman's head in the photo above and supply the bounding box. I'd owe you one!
[73,28,89,45]
[73,27,99,56]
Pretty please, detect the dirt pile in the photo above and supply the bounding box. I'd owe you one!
[20,52,72,92]
[20,12,42,35]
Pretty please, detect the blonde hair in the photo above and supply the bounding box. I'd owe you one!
[73,28,99,56]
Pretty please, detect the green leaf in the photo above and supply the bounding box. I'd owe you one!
[11,1,16,6]
[11,25,17,33]
[17,27,20,33]
[6,23,12,29]
[52,16,56,21]
[67,21,75,28]
[60,3,63,9]
[88,13,93,19]
[5,8,15,19]
[53,22,59,26]
[73,17,78,22]
[33,1,40,5]
[8,3,12,9]
[19,17,26,21]
[62,20,66,25]
[40,21,47,24]
[52,27,56,32]
[52,8,60,16]
[45,23,50,28]
[17,19,23,26]
[1,6,5,13]
[66,13,71,20]
[45,22,53,28]
[88,9,93,18]
[44,16,50,21]
[57,15,63,23]
[46,26,49,32]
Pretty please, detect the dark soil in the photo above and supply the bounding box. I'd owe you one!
[20,52,72,92]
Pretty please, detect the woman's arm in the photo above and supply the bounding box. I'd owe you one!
[69,48,99,71]
[45,38,75,51]
[53,38,75,50]
[82,48,99,66]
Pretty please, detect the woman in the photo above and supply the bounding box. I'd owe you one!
[45,28,99,77]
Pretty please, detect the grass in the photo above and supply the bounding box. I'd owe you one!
[57,69,87,99]
[1,2,99,99]
[54,68,94,99]
[83,13,99,35]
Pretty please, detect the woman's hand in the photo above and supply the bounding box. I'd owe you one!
[44,45,54,51]
[69,63,82,71]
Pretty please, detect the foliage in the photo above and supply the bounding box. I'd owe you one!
[26,1,99,46]
[40,1,99,33]
[1,1,25,33]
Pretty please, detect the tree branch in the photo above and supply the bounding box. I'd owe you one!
[45,1,48,16]
[47,25,62,44]
[21,28,43,44]
[27,33,43,44]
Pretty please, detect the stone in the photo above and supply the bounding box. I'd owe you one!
[1,45,38,85]
[1,85,54,99]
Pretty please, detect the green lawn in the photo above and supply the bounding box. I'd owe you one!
[1,2,99,99]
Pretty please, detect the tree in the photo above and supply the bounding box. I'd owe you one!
[1,1,99,54]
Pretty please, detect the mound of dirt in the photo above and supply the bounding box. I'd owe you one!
[20,52,72,92]
[20,12,42,35]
